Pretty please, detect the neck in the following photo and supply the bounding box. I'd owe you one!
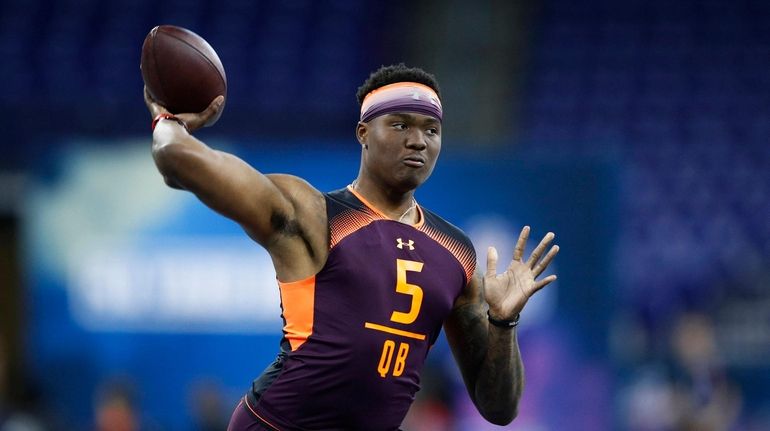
[351,177,419,224]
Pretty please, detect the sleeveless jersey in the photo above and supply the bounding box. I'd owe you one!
[247,186,476,431]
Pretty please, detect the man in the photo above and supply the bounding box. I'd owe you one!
[144,64,558,430]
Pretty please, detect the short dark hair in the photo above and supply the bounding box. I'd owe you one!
[356,64,441,105]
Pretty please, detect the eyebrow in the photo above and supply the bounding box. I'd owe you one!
[389,113,440,126]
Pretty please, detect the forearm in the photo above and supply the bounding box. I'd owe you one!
[151,119,208,188]
[445,301,524,426]
[147,119,310,248]
[473,324,524,425]
[449,228,558,425]
[150,125,262,223]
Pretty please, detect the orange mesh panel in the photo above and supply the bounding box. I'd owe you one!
[278,275,316,351]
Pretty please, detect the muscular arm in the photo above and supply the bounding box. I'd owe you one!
[150,112,326,281]
[153,121,289,243]
[444,275,524,425]
[444,228,559,425]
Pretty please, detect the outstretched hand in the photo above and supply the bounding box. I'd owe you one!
[483,226,559,321]
[144,86,225,132]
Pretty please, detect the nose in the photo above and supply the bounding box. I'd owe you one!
[405,129,427,151]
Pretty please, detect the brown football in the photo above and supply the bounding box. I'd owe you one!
[141,25,226,120]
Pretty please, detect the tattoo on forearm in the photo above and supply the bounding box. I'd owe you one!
[446,275,526,424]
[476,325,524,417]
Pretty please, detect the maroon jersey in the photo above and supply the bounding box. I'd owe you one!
[246,186,476,430]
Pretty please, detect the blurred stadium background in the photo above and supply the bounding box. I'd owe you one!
[1,0,769,429]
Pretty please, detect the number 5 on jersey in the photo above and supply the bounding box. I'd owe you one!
[391,259,424,324]
[377,259,423,378]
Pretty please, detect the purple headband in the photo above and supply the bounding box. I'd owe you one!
[360,82,443,123]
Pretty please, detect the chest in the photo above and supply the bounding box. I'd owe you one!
[318,220,466,335]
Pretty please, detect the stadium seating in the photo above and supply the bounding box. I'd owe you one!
[520,0,770,313]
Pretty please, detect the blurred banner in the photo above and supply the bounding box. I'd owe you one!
[25,143,280,333]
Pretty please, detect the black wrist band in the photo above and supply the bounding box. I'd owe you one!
[487,311,520,328]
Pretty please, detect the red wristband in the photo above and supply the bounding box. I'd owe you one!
[152,113,188,132]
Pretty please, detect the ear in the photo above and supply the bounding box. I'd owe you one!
[356,121,368,147]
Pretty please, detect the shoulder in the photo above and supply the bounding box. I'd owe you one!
[420,206,476,255]
[266,174,324,205]
[262,174,327,263]
[418,206,477,283]
[265,174,326,223]
[324,186,365,210]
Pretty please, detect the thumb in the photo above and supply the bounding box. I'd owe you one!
[486,246,498,278]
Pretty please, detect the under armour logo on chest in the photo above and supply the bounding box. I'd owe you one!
[396,238,415,250]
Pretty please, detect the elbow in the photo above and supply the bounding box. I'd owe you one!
[152,142,181,176]
[477,396,519,426]
[152,142,196,188]
[482,407,517,426]
[161,174,184,190]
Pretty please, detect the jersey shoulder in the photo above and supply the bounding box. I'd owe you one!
[324,187,381,249]
[418,206,477,283]
[420,207,475,251]
[325,187,369,216]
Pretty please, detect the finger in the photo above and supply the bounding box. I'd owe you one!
[533,244,560,277]
[486,246,498,278]
[143,86,155,115]
[532,274,557,293]
[182,95,225,130]
[512,226,530,261]
[526,232,555,268]
[143,86,166,117]
[204,95,225,114]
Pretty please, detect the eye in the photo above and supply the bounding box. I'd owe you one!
[392,123,407,130]
[426,127,439,136]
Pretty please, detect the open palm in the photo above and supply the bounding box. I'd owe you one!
[484,226,559,320]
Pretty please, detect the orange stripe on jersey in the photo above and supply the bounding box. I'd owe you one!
[347,185,388,218]
[418,224,476,283]
[243,396,281,431]
[346,185,425,228]
[278,275,316,351]
[364,322,426,340]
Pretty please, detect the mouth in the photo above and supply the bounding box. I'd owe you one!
[403,155,426,168]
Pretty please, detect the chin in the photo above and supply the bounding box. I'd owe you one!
[395,172,430,192]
